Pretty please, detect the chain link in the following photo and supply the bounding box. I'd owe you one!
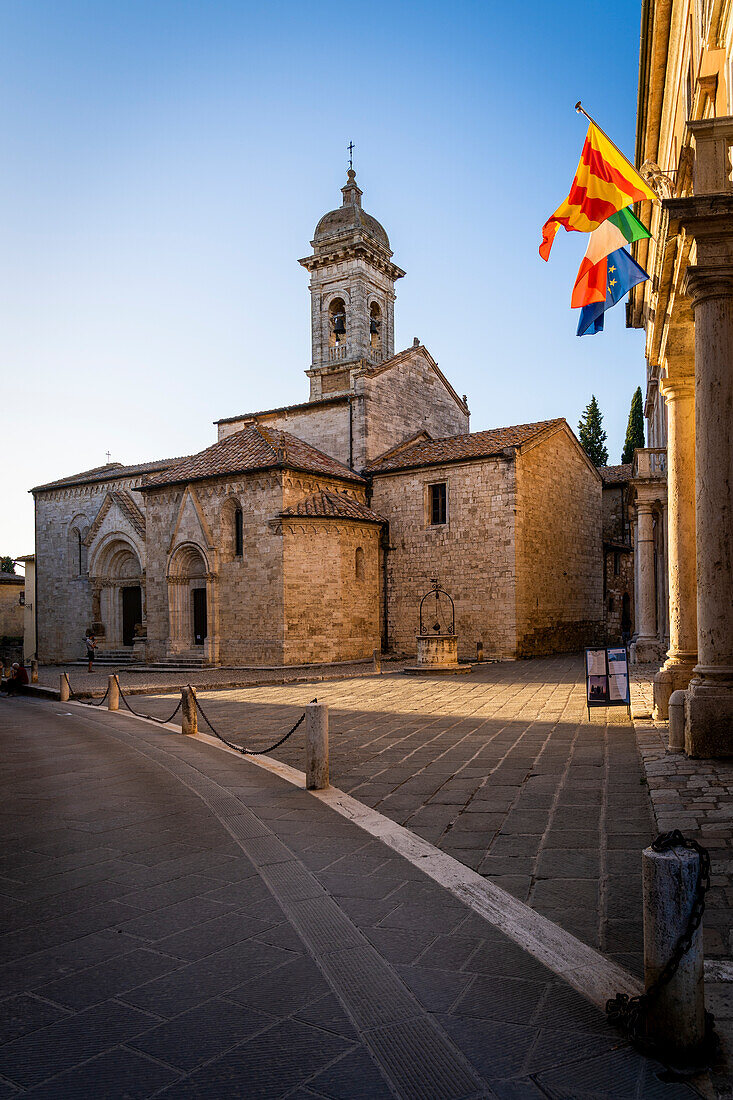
[606,829,716,1062]
[191,687,316,756]
[116,678,183,725]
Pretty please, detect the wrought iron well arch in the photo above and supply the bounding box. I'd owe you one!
[419,579,455,636]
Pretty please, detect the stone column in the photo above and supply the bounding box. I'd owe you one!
[683,266,733,756]
[654,375,698,719]
[204,573,220,666]
[634,501,659,661]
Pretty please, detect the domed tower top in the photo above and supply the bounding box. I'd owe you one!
[300,169,405,395]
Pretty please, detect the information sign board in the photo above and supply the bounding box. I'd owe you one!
[584,646,631,719]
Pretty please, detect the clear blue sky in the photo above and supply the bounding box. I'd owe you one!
[1,0,648,558]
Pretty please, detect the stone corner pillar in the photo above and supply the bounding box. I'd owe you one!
[653,372,698,720]
[683,265,733,757]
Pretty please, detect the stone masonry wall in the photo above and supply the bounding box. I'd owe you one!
[371,458,518,660]
[0,582,24,639]
[144,473,286,666]
[281,520,381,664]
[217,402,352,468]
[34,477,147,663]
[353,351,469,469]
[514,428,603,656]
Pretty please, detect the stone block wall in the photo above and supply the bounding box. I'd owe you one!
[34,477,147,663]
[217,399,352,468]
[514,428,603,656]
[281,520,381,664]
[602,482,630,543]
[371,458,518,660]
[0,581,24,639]
[354,350,469,469]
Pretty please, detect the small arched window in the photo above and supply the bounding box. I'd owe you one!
[355,546,365,581]
[369,302,382,352]
[329,297,346,346]
[234,507,243,558]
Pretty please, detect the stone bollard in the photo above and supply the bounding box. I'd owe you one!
[668,690,686,753]
[30,659,38,684]
[642,843,706,1056]
[181,687,197,735]
[477,640,484,663]
[108,675,119,712]
[59,673,70,702]
[305,702,329,790]
[373,648,381,675]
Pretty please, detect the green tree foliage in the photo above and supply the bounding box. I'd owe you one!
[578,395,609,467]
[0,557,15,574]
[621,386,645,464]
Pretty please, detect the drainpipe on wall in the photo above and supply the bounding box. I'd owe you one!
[33,494,39,662]
[380,521,390,654]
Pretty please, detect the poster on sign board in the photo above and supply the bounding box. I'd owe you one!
[584,647,631,717]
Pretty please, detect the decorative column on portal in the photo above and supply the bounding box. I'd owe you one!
[653,349,698,720]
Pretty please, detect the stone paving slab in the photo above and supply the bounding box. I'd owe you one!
[138,655,655,977]
[0,694,697,1098]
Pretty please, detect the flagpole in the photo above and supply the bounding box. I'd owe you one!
[574,101,655,198]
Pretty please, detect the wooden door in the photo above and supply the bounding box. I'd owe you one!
[192,588,207,646]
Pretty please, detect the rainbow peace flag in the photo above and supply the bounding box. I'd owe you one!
[540,123,656,260]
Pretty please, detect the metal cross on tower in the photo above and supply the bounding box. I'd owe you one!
[348,142,354,170]
[105,451,111,463]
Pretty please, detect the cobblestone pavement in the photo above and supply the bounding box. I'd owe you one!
[0,696,697,1098]
[631,669,733,1094]
[138,655,656,978]
[36,658,409,698]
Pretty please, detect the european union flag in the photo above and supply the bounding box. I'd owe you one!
[577,247,649,336]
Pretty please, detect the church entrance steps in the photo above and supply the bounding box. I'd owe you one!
[70,647,134,668]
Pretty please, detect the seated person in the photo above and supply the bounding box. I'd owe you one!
[1,662,29,696]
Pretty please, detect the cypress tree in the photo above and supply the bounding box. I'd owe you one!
[578,395,609,467]
[621,386,645,464]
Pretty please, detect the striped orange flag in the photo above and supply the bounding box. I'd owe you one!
[540,123,656,260]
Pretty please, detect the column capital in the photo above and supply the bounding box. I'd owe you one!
[660,373,695,401]
[683,264,733,307]
[636,500,656,516]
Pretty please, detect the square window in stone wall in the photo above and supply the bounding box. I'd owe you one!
[428,482,447,526]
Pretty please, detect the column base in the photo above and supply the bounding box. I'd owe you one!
[685,667,733,757]
[632,637,667,665]
[652,654,698,720]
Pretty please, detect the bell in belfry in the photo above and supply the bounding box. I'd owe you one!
[370,317,380,334]
[332,312,346,335]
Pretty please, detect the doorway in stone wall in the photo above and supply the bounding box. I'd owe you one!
[121,586,142,647]
[192,588,207,646]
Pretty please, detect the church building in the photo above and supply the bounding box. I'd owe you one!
[32,171,604,667]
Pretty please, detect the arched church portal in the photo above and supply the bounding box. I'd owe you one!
[89,538,144,648]
[167,544,217,659]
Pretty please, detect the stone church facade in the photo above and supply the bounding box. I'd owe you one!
[32,171,604,667]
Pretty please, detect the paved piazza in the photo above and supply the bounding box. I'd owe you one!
[143,655,655,976]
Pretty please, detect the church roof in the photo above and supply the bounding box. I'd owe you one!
[280,490,385,524]
[215,394,349,428]
[141,424,364,489]
[367,419,566,474]
[599,463,633,484]
[32,458,183,493]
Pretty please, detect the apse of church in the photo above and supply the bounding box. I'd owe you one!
[31,171,604,667]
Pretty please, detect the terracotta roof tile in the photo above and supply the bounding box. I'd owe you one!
[0,573,24,585]
[367,419,565,473]
[142,425,363,489]
[280,490,385,523]
[32,458,182,493]
[600,463,633,484]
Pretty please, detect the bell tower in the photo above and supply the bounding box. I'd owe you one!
[299,170,405,400]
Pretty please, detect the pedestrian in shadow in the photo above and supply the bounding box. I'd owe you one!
[85,632,97,673]
[1,661,29,696]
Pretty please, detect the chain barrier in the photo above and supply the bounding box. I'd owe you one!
[64,673,110,708]
[606,829,716,1063]
[191,686,316,756]
[115,678,183,725]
